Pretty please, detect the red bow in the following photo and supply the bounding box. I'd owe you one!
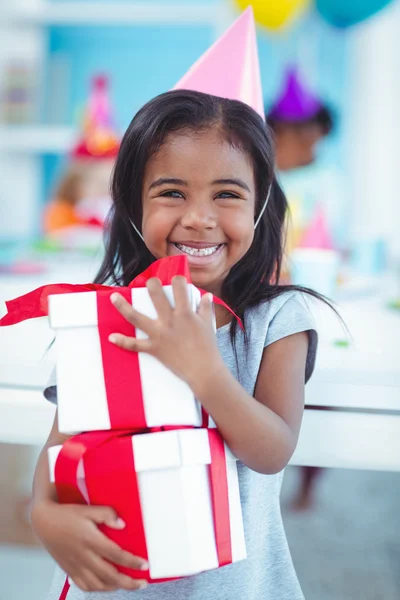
[0,255,242,329]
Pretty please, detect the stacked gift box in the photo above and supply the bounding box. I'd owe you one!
[44,256,247,583]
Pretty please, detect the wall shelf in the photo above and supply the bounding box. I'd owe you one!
[2,2,218,26]
[0,126,76,153]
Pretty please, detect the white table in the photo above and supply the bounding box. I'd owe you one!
[293,280,400,471]
[1,265,399,471]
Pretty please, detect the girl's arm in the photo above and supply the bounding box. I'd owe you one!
[31,411,71,507]
[190,331,309,475]
[31,411,149,592]
[109,277,309,475]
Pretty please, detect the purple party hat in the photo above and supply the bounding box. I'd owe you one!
[268,66,322,122]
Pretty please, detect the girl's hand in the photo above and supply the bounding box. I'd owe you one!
[109,276,223,390]
[31,500,148,592]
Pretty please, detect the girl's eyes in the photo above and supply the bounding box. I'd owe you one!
[215,192,241,200]
[160,190,185,199]
[158,190,242,200]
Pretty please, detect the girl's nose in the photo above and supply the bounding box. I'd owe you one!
[180,202,217,231]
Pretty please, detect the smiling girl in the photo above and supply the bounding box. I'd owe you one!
[33,90,319,600]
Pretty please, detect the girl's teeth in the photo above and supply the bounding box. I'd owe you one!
[175,243,220,257]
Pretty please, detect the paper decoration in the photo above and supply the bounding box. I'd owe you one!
[298,204,335,250]
[72,74,120,159]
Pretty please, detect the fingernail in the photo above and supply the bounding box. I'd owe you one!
[106,517,125,529]
[115,517,126,529]
[138,581,148,589]
[140,561,149,570]
[146,277,157,288]
[108,334,117,344]
[110,293,119,304]
[207,293,213,304]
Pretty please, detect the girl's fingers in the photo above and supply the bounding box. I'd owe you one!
[117,575,148,591]
[93,531,149,571]
[198,293,215,325]
[70,576,89,592]
[86,554,121,587]
[83,505,122,528]
[146,277,173,320]
[110,293,155,335]
[73,561,148,592]
[108,334,152,353]
[72,569,117,593]
[171,276,191,314]
[88,554,148,591]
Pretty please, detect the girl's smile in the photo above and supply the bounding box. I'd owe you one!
[141,128,256,295]
[169,240,226,265]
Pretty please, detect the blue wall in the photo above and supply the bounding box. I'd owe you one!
[47,25,214,130]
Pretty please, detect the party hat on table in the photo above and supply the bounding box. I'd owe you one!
[174,7,265,120]
[72,74,120,160]
[298,204,335,250]
[268,66,322,122]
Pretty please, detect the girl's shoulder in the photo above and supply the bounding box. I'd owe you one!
[245,290,318,382]
[246,289,315,334]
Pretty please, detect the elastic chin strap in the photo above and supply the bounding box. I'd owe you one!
[129,183,273,241]
[254,183,272,231]
[128,217,145,243]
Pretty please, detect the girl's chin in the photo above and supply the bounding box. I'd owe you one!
[185,269,226,297]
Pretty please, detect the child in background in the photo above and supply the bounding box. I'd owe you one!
[43,75,119,236]
[267,66,333,173]
[266,66,347,256]
[43,162,113,233]
[32,12,325,600]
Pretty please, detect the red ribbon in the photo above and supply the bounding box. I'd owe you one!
[58,578,70,600]
[207,430,232,566]
[54,427,232,589]
[54,431,116,504]
[0,255,242,328]
[83,435,150,580]
[96,290,147,429]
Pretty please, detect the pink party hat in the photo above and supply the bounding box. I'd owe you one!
[72,75,120,159]
[174,7,264,120]
[268,66,322,122]
[299,204,335,250]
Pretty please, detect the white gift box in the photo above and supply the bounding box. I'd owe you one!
[49,285,205,434]
[48,429,247,580]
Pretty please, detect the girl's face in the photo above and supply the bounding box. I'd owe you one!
[141,128,256,295]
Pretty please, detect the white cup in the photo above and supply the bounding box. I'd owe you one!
[289,248,340,299]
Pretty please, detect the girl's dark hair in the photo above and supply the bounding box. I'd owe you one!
[95,89,331,340]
